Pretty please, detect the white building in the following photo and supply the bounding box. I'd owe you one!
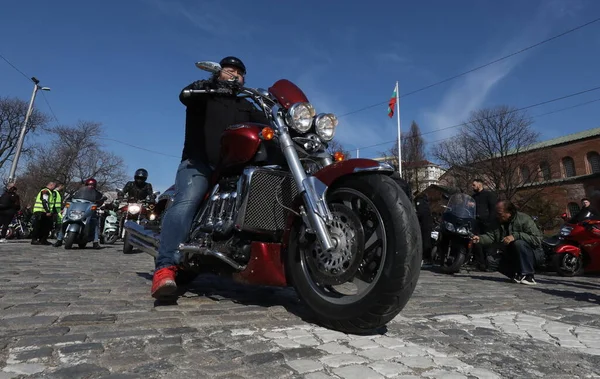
[373,158,446,193]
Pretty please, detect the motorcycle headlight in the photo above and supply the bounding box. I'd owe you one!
[128,204,141,215]
[560,226,572,236]
[314,113,338,142]
[149,214,156,221]
[285,102,315,133]
[68,211,83,220]
[456,227,468,235]
[444,221,455,232]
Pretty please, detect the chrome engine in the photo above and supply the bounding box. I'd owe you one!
[195,166,299,239]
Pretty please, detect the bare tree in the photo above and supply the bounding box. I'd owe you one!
[431,133,484,193]
[432,106,545,200]
[379,121,427,190]
[0,97,49,175]
[18,121,127,205]
[326,139,351,158]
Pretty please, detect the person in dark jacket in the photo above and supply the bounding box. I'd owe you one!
[120,169,154,202]
[471,178,498,270]
[472,200,544,285]
[414,192,433,264]
[151,56,270,300]
[570,198,599,224]
[0,183,21,242]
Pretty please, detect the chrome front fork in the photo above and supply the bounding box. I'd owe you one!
[272,106,335,252]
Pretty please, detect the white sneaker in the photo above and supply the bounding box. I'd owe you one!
[0,239,7,243]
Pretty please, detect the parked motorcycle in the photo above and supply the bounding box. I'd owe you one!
[61,199,99,249]
[123,61,422,334]
[5,211,31,240]
[433,193,476,274]
[118,192,159,254]
[546,218,600,276]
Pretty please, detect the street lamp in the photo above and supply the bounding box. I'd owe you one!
[7,77,51,183]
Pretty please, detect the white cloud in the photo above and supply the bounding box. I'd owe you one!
[422,0,583,142]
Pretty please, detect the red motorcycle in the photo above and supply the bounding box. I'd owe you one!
[548,219,600,276]
[124,61,421,334]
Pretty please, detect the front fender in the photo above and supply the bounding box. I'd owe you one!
[313,158,394,186]
[65,223,82,234]
[555,244,581,257]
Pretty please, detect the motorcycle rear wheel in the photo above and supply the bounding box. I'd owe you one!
[286,174,421,334]
[553,253,584,277]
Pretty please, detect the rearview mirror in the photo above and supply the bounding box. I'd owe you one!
[153,191,161,196]
[195,61,221,74]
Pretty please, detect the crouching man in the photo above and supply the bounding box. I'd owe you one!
[472,200,544,285]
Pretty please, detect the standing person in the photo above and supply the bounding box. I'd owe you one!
[0,183,21,242]
[151,56,270,300]
[51,183,64,239]
[472,200,544,285]
[31,182,57,245]
[471,179,498,271]
[414,192,433,265]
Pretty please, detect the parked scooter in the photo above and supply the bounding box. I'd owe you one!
[433,193,477,274]
[61,199,99,249]
[100,205,119,245]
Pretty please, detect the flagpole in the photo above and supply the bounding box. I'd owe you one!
[395,81,402,176]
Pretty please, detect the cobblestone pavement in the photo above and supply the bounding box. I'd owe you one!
[1,242,600,378]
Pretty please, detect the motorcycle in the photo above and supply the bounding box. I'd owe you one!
[5,211,31,240]
[118,192,159,254]
[123,61,422,334]
[100,205,119,245]
[61,199,99,249]
[546,217,600,276]
[433,193,476,274]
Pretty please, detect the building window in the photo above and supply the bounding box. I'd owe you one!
[562,157,576,177]
[539,161,551,181]
[587,151,600,174]
[520,166,531,183]
[567,202,580,218]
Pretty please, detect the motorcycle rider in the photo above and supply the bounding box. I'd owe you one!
[54,178,105,249]
[120,169,154,202]
[570,197,599,223]
[151,56,269,300]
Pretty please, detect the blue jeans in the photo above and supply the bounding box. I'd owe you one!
[156,159,212,270]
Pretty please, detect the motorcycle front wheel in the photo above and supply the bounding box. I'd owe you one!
[64,231,77,250]
[104,232,118,245]
[439,243,467,275]
[286,174,422,334]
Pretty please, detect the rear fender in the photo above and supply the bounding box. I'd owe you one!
[555,244,581,257]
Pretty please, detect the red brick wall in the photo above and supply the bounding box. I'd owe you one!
[539,137,600,180]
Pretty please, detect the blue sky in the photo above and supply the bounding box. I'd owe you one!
[1,0,599,192]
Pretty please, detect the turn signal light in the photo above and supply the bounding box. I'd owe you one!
[260,127,275,141]
[91,205,97,211]
[65,203,70,208]
[333,151,346,162]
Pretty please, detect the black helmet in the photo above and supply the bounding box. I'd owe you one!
[219,56,246,75]
[134,168,148,183]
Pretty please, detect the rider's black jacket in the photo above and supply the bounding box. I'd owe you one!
[122,181,154,202]
[179,79,269,166]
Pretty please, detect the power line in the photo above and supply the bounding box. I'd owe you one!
[0,52,31,81]
[339,16,600,118]
[97,137,180,159]
[354,85,600,151]
[40,92,60,125]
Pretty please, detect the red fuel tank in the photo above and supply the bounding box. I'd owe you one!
[218,123,266,169]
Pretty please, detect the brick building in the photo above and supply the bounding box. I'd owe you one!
[435,127,600,226]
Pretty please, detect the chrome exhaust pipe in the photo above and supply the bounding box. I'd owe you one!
[129,234,158,257]
[124,221,159,247]
[178,243,246,271]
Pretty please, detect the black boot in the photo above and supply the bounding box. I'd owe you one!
[53,240,62,247]
[93,242,100,249]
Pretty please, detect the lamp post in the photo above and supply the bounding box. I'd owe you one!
[7,77,51,183]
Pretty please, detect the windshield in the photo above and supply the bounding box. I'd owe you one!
[444,193,476,220]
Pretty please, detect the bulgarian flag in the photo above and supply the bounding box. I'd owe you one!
[387,82,398,118]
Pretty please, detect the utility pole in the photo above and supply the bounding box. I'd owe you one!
[7,77,51,183]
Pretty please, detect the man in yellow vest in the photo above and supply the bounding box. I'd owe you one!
[31,181,57,245]
[52,183,64,239]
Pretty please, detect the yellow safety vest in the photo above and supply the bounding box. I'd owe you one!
[52,190,62,213]
[33,188,52,213]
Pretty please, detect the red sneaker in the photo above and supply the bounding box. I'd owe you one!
[151,266,178,299]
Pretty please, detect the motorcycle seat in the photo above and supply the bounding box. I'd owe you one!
[542,236,561,247]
